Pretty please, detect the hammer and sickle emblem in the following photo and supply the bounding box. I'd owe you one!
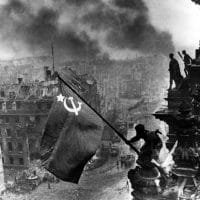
[64,97,82,116]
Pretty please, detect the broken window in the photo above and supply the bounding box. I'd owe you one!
[37,103,41,110]
[9,92,15,99]
[8,142,13,151]
[6,102,12,110]
[35,116,40,123]
[0,90,5,98]
[12,101,16,110]
[6,129,12,137]
[17,143,23,152]
[0,90,5,97]
[19,158,24,165]
[25,116,29,122]
[36,89,40,96]
[9,157,14,165]
[20,85,30,96]
[5,116,9,123]
[15,116,19,123]
[16,129,22,137]
[29,139,36,152]
[16,102,21,109]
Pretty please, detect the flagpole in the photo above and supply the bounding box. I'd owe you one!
[56,73,140,155]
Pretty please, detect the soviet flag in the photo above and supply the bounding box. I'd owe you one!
[40,69,104,183]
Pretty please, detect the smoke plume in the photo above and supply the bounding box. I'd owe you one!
[191,0,200,5]
[0,0,175,60]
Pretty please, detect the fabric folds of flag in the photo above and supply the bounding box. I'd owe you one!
[40,69,104,183]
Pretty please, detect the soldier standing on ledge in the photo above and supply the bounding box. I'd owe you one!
[182,50,193,76]
[168,53,183,90]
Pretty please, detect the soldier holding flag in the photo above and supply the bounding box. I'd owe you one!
[178,50,193,76]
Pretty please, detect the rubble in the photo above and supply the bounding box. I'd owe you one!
[4,160,59,194]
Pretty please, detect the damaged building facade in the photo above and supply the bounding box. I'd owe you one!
[0,65,102,169]
[0,67,58,168]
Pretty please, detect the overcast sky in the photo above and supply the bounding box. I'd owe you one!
[145,0,200,56]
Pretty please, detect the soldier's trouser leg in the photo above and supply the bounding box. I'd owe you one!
[169,77,172,90]
[184,69,187,77]
[184,65,189,76]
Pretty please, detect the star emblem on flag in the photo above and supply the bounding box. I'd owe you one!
[57,94,65,102]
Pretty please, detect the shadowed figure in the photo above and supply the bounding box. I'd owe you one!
[182,50,193,76]
[129,124,162,169]
[168,53,183,90]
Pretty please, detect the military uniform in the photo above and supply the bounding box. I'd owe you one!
[169,58,183,89]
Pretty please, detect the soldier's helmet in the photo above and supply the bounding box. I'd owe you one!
[169,53,174,59]
[135,124,145,133]
[182,50,186,54]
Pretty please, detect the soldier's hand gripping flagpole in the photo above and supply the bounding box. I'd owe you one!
[56,72,140,155]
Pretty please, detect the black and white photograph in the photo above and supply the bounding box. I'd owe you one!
[1,0,200,199]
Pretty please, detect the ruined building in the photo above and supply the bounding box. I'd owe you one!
[154,44,200,169]
[0,66,101,169]
[0,67,58,168]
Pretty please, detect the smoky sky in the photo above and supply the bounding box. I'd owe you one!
[191,0,200,5]
[0,0,175,60]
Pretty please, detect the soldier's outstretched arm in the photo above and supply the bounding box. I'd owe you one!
[129,135,141,143]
